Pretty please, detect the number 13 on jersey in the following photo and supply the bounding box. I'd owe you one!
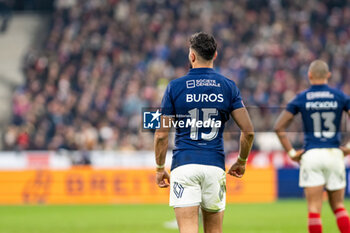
[310,111,336,138]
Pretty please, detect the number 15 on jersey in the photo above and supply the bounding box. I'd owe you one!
[188,108,220,141]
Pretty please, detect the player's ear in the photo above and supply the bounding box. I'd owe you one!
[327,72,331,79]
[307,71,312,80]
[190,51,196,63]
[188,48,194,59]
[213,51,218,61]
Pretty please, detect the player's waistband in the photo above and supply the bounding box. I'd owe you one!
[305,145,340,151]
[171,149,225,171]
[305,147,342,153]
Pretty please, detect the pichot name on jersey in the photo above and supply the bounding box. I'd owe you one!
[305,101,338,110]
[162,118,222,128]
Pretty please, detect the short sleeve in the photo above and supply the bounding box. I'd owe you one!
[160,83,175,116]
[230,82,245,112]
[286,96,300,115]
[342,93,350,112]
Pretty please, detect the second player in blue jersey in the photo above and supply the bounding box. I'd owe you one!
[275,60,350,233]
[286,84,350,150]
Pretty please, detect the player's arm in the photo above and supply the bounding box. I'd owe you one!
[228,108,254,178]
[154,116,171,188]
[274,110,304,161]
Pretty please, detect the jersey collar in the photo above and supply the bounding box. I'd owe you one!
[311,84,328,88]
[188,68,215,75]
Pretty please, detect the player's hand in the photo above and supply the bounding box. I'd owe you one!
[340,146,350,157]
[156,170,170,188]
[291,149,305,162]
[228,160,246,178]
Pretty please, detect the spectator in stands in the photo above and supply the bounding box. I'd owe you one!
[4,0,350,151]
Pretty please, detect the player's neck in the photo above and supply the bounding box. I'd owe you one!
[191,63,214,69]
[310,80,328,85]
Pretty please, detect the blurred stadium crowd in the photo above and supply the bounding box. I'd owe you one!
[3,0,350,151]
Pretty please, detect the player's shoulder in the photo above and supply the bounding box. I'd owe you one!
[293,86,331,100]
[213,72,239,89]
[218,73,236,83]
[166,74,188,89]
[294,85,348,102]
[290,89,308,102]
[326,86,348,99]
[309,85,348,100]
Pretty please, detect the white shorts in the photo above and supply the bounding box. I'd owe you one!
[299,148,346,191]
[169,164,226,212]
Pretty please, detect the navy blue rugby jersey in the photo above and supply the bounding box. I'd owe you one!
[160,68,244,171]
[286,84,350,151]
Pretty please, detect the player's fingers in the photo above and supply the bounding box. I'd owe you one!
[340,146,346,155]
[297,149,305,156]
[228,166,237,173]
[231,170,242,178]
[234,174,243,178]
[158,181,169,188]
[157,177,165,184]
[340,147,350,156]
[158,180,165,187]
[164,172,170,182]
[228,169,235,175]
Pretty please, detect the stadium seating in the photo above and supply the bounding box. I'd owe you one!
[4,0,350,151]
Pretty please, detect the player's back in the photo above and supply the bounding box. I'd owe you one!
[286,84,349,150]
[161,68,244,170]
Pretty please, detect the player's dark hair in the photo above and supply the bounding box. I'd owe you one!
[189,32,217,61]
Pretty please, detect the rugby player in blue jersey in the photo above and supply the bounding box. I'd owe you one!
[274,60,350,233]
[154,32,254,233]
